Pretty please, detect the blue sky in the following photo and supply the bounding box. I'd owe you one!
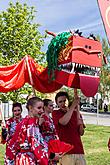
[0,0,107,51]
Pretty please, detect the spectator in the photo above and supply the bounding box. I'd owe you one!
[39,99,58,165]
[104,103,108,112]
[52,91,86,165]
[1,102,23,165]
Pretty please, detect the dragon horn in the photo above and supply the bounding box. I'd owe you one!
[70,30,74,35]
[45,30,56,37]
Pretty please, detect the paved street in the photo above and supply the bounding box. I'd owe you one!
[81,111,110,126]
[21,108,110,126]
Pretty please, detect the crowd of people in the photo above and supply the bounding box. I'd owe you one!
[1,91,86,165]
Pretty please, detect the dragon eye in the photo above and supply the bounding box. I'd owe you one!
[85,45,88,48]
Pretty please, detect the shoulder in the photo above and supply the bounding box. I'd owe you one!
[6,117,14,124]
[52,109,64,120]
[52,109,59,116]
[16,117,38,133]
[7,117,13,121]
[52,109,64,115]
[40,113,47,119]
[17,116,31,129]
[28,117,38,126]
[20,116,29,124]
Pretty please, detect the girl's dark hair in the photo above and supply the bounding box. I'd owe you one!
[12,102,22,112]
[43,99,52,106]
[55,91,69,103]
[26,97,43,111]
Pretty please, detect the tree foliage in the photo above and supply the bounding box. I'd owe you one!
[0,1,46,102]
[98,37,110,100]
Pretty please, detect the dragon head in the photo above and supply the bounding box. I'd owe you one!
[46,31,103,97]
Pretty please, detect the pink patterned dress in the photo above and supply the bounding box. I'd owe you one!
[2,117,22,165]
[39,114,58,165]
[2,117,22,143]
[6,116,49,165]
[40,114,57,143]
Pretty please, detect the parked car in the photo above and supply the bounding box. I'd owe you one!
[81,104,97,113]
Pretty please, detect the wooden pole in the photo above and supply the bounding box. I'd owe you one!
[74,88,81,120]
[0,101,6,127]
[25,56,36,96]
[74,88,78,98]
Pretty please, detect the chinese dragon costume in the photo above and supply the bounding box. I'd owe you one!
[0,30,104,97]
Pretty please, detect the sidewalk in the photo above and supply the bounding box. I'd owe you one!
[80,111,110,126]
[81,111,110,117]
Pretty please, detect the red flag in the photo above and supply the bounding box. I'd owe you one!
[97,0,110,44]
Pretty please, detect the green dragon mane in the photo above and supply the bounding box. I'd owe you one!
[46,31,71,79]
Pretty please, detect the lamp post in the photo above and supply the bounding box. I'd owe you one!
[96,93,101,125]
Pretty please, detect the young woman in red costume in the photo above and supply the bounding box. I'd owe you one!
[2,102,23,165]
[39,99,58,142]
[39,99,58,165]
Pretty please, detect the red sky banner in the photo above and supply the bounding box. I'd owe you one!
[97,0,110,44]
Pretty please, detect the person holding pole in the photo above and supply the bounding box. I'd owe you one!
[52,91,86,165]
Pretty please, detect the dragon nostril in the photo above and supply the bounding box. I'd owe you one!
[89,46,91,49]
[85,45,88,48]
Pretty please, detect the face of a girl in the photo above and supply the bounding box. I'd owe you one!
[45,101,54,113]
[13,106,22,119]
[31,101,44,117]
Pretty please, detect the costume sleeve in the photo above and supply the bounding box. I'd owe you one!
[6,118,11,130]
[52,110,64,124]
[1,127,7,143]
[40,114,51,133]
[28,125,48,165]
[52,110,63,134]
[5,120,24,161]
[1,119,10,144]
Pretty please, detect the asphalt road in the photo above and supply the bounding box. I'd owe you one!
[22,108,110,126]
[81,111,110,126]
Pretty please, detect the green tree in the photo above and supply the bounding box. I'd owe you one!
[0,1,46,102]
[99,38,110,96]
[96,37,110,110]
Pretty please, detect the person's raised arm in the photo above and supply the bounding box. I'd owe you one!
[59,97,80,125]
[76,105,86,136]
